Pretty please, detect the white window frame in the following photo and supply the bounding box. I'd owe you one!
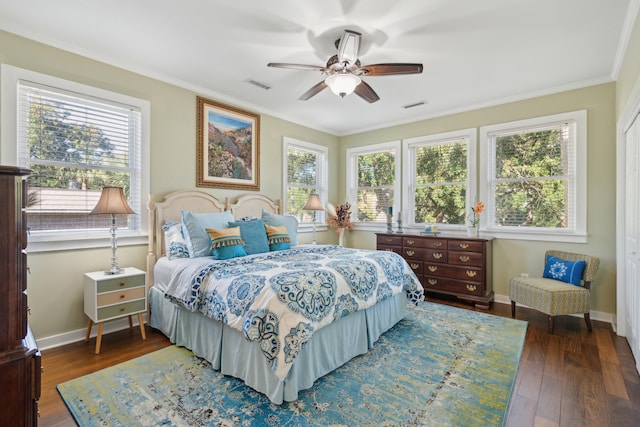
[1,64,150,252]
[346,140,401,232]
[479,110,587,242]
[282,136,328,231]
[403,129,477,233]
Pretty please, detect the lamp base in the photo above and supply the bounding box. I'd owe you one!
[104,265,124,275]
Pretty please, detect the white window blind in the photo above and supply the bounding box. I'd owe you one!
[283,137,327,223]
[347,141,401,225]
[480,110,587,241]
[17,80,142,234]
[403,129,476,229]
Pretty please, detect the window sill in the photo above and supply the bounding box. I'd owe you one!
[26,232,148,253]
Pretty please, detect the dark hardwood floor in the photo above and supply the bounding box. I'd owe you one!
[38,297,640,426]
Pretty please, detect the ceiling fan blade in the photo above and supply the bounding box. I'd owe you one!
[337,30,361,64]
[358,63,423,76]
[268,63,328,72]
[299,81,328,101]
[354,80,380,103]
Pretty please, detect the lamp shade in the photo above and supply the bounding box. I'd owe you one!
[90,187,136,215]
[303,194,324,211]
[325,73,361,97]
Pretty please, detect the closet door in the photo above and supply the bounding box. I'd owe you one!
[625,113,640,367]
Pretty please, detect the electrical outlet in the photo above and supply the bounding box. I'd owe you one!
[520,273,529,278]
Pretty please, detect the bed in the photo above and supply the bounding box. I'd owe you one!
[146,189,424,404]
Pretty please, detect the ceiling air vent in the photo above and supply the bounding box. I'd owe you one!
[246,79,271,90]
[403,101,427,109]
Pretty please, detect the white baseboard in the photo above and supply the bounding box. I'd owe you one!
[37,314,148,351]
[494,293,614,325]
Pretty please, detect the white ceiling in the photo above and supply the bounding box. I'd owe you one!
[0,0,635,136]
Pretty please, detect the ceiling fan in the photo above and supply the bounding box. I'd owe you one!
[267,30,423,103]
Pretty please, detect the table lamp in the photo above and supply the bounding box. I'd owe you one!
[303,193,324,245]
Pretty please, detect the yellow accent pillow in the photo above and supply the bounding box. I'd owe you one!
[265,224,291,250]
[205,226,246,259]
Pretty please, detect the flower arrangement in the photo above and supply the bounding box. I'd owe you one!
[325,201,354,233]
[469,201,484,227]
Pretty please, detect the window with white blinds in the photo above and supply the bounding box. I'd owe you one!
[346,141,401,226]
[480,110,587,241]
[403,129,476,228]
[283,137,328,224]
[14,76,144,236]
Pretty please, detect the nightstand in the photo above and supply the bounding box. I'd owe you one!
[84,267,147,354]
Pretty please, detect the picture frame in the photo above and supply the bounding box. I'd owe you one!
[196,96,260,190]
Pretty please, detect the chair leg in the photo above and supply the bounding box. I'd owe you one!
[584,312,593,331]
[511,301,516,318]
[548,316,554,334]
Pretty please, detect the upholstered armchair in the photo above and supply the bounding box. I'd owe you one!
[509,250,600,334]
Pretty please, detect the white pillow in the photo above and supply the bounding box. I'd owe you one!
[181,210,235,257]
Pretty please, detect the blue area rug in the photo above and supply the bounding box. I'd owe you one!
[57,302,527,426]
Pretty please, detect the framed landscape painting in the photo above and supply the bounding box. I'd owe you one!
[196,96,260,190]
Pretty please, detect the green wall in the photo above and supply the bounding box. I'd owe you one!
[2,15,639,342]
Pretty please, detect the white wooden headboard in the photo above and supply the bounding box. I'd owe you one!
[147,189,281,284]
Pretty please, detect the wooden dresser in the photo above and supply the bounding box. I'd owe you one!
[0,165,40,426]
[377,232,494,309]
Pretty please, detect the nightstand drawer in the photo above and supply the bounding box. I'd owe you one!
[97,287,145,306]
[97,299,146,321]
[96,274,145,293]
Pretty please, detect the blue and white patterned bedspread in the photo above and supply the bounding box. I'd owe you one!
[164,245,424,381]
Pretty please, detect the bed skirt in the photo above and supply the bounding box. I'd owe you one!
[149,286,409,403]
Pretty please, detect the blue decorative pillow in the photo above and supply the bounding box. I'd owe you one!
[228,219,270,255]
[265,224,291,251]
[162,221,190,260]
[262,210,299,246]
[206,227,247,260]
[543,255,586,286]
[182,210,235,257]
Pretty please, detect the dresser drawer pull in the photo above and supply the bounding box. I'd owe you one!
[459,255,470,262]
[410,263,419,270]
[466,270,477,277]
[406,250,415,256]
[428,265,438,272]
[407,239,415,245]
[466,284,477,292]
[459,243,469,249]
[384,238,393,243]
[434,242,443,247]
[432,253,443,259]
[428,279,438,285]
[385,249,393,252]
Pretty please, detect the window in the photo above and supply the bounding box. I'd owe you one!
[479,110,587,242]
[283,137,328,224]
[346,141,401,228]
[1,65,149,250]
[403,129,476,229]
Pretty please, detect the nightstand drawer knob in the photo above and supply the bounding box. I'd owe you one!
[120,307,126,312]
[120,294,125,299]
[120,282,126,286]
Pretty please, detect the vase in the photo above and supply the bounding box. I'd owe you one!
[467,226,478,238]
[338,228,345,246]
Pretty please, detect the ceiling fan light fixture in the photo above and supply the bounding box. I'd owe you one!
[325,73,361,98]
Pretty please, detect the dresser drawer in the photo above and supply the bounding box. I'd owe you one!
[377,235,403,246]
[448,251,483,267]
[97,298,146,321]
[97,287,146,306]
[424,263,482,281]
[423,275,483,296]
[448,240,484,252]
[404,237,448,249]
[96,274,145,293]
